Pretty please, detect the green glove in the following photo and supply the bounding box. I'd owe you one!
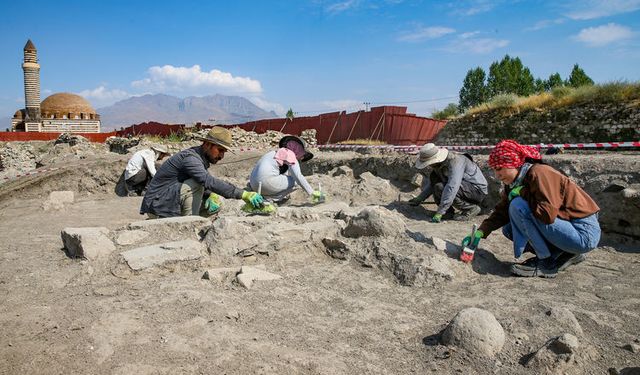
[431,213,442,223]
[408,197,422,206]
[311,190,325,204]
[462,229,484,248]
[508,185,523,201]
[204,193,222,214]
[241,191,264,208]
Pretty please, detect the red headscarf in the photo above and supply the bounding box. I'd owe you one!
[488,140,542,169]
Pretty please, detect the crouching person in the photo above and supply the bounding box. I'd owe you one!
[116,145,170,197]
[467,140,600,278]
[408,143,488,222]
[248,135,324,204]
[140,127,263,218]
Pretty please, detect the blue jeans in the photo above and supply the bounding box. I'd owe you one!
[502,197,601,259]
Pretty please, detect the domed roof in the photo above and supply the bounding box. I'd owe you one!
[41,92,96,114]
[13,109,25,119]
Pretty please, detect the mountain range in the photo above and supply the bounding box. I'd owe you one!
[97,94,278,130]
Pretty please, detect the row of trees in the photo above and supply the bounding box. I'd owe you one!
[458,55,594,111]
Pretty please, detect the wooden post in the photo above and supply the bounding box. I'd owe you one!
[279,118,288,133]
[368,110,385,142]
[326,112,342,145]
[346,111,362,142]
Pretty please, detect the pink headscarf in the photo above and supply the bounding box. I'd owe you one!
[274,148,297,166]
[488,140,542,169]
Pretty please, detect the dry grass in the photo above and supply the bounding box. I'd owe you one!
[337,138,387,145]
[464,81,640,115]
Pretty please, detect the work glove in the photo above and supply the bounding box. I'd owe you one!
[204,193,222,214]
[508,185,523,202]
[462,229,484,249]
[431,213,442,223]
[241,191,264,208]
[311,190,326,204]
[408,197,422,206]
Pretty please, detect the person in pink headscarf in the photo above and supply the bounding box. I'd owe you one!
[462,140,601,278]
[248,135,324,203]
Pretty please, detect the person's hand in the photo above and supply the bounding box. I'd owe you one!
[508,185,523,201]
[241,191,264,208]
[311,190,325,204]
[408,197,422,206]
[204,193,222,214]
[431,213,442,223]
[462,229,484,248]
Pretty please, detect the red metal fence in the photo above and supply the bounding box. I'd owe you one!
[0,131,117,142]
[1,107,446,145]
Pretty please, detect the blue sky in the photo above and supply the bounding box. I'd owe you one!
[1,0,639,120]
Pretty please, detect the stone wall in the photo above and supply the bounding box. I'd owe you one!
[437,102,640,145]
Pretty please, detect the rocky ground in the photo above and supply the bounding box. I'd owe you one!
[0,135,639,374]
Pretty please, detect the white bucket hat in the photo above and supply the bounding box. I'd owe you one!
[415,143,448,169]
[151,145,170,155]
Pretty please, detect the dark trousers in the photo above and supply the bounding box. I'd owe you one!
[431,172,486,211]
[126,168,150,195]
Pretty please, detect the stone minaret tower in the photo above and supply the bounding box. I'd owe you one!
[22,39,41,121]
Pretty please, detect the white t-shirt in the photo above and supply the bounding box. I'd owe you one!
[125,149,158,180]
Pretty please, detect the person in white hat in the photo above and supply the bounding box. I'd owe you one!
[408,143,488,222]
[117,144,170,196]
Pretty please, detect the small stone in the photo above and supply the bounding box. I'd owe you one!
[441,307,505,357]
[236,266,282,289]
[623,343,640,353]
[61,227,115,260]
[431,237,447,252]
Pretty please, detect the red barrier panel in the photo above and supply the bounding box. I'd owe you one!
[0,131,117,142]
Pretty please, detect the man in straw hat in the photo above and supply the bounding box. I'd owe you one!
[140,126,264,218]
[116,144,170,197]
[408,143,488,222]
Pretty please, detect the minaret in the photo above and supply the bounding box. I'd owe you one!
[22,39,41,121]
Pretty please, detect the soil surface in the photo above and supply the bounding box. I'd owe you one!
[1,147,639,374]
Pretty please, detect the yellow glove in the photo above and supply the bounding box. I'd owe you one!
[311,190,326,204]
[241,191,264,208]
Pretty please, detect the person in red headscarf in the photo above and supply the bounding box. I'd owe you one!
[461,140,601,278]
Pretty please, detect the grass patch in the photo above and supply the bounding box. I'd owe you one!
[465,81,640,115]
[143,132,185,143]
[337,138,387,145]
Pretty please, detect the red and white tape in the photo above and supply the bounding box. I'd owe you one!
[318,141,640,153]
[1,167,61,182]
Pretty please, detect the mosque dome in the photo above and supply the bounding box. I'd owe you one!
[41,93,96,118]
[13,109,25,119]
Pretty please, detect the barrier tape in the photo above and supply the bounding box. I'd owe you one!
[1,167,61,183]
[317,141,640,153]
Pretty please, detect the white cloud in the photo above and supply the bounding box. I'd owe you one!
[446,36,509,54]
[566,0,640,20]
[131,65,263,94]
[248,97,285,116]
[459,31,480,39]
[573,23,634,46]
[326,0,360,13]
[78,85,129,101]
[450,0,499,16]
[525,18,565,31]
[398,26,456,42]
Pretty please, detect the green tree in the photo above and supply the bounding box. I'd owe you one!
[486,55,535,98]
[432,103,459,120]
[567,64,594,87]
[459,67,487,110]
[545,72,564,91]
[286,108,295,121]
[534,78,546,93]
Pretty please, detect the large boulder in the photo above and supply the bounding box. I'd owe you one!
[441,307,505,357]
[342,207,406,238]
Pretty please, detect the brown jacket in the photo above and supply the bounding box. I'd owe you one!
[479,163,600,236]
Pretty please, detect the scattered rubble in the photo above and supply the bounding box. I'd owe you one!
[54,133,88,146]
[525,333,580,373]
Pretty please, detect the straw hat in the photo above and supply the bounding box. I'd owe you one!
[198,126,233,151]
[150,145,170,155]
[415,143,448,169]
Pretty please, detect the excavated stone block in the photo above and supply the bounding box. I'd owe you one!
[441,307,505,357]
[236,265,282,289]
[121,240,204,270]
[61,227,115,260]
[115,230,149,246]
[128,216,210,231]
[43,190,75,211]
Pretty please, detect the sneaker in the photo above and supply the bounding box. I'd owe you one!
[511,257,558,278]
[453,205,482,221]
[556,252,587,272]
